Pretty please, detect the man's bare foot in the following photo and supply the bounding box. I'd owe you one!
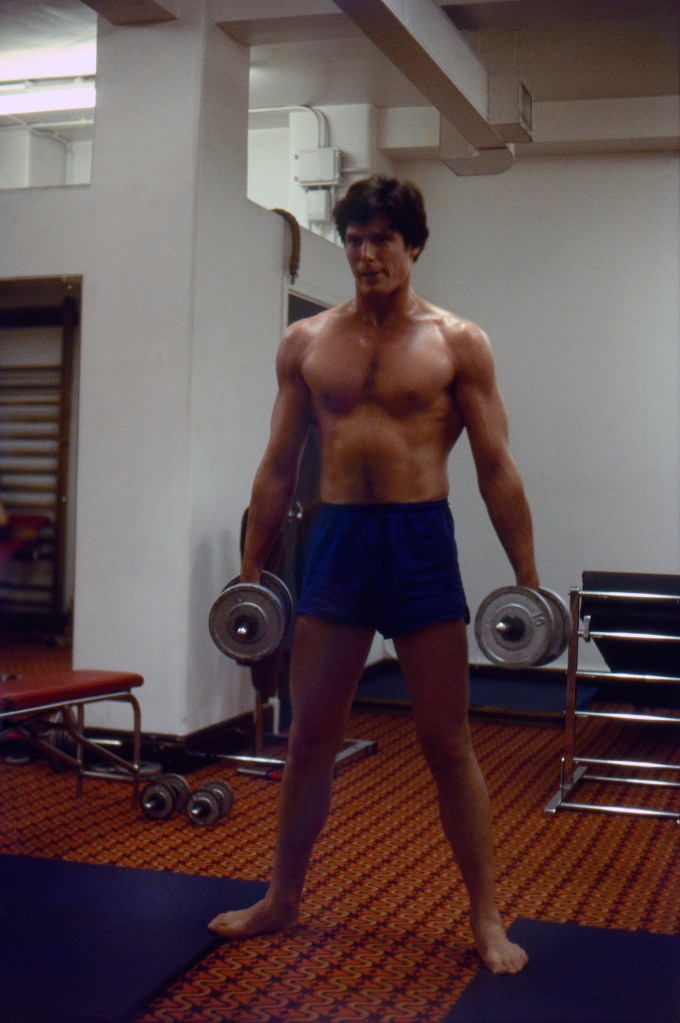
[473,918,528,974]
[208,897,298,939]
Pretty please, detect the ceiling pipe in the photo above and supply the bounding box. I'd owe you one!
[331,0,514,176]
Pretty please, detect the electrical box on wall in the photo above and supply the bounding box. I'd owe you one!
[488,72,533,143]
[295,147,342,187]
[306,189,332,224]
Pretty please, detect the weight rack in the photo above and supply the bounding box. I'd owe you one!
[545,572,680,823]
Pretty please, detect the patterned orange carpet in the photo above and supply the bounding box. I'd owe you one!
[1,639,678,1022]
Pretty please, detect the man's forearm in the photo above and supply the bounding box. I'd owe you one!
[240,469,297,582]
[479,468,539,588]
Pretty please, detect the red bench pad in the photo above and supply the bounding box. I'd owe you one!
[0,670,144,713]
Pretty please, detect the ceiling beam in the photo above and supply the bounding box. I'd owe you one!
[330,0,507,153]
[214,0,350,46]
[80,1,179,26]
[379,95,680,162]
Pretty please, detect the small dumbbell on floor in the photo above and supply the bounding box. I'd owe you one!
[140,773,192,821]
[186,779,235,827]
[141,775,234,826]
[475,586,571,669]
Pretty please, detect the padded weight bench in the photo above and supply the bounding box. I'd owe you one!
[0,670,145,803]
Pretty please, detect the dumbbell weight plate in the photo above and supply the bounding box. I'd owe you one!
[140,779,178,821]
[160,773,192,813]
[186,788,223,827]
[204,779,234,818]
[475,586,553,669]
[536,588,571,664]
[209,572,292,663]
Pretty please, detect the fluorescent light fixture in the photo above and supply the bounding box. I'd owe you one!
[0,42,97,83]
[0,79,96,116]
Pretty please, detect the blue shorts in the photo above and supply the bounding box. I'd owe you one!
[296,500,469,638]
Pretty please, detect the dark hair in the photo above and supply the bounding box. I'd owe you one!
[333,176,429,254]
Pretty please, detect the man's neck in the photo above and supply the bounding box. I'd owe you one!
[352,284,418,328]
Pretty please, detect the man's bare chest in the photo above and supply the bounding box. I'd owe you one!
[302,333,455,419]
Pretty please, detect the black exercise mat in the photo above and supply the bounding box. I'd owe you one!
[0,854,267,1023]
[445,917,680,1023]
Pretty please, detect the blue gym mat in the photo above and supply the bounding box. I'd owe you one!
[446,917,680,1023]
[0,854,267,1023]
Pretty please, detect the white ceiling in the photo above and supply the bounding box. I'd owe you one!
[0,0,97,80]
[0,0,678,141]
[1,0,678,98]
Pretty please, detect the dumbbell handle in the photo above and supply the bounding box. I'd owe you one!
[495,615,526,642]
[235,615,255,639]
[143,793,164,811]
[188,796,212,821]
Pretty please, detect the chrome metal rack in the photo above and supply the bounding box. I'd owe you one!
[545,572,680,823]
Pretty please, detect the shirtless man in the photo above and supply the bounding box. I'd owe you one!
[209,177,537,974]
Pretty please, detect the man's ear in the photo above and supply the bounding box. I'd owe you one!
[411,246,423,263]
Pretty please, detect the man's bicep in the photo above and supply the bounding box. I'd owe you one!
[263,341,312,476]
[454,331,510,471]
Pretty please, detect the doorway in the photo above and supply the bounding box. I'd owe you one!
[0,276,80,637]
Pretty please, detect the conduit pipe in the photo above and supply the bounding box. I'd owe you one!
[331,0,514,176]
[249,105,330,149]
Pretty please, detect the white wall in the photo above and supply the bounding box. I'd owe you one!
[403,153,680,666]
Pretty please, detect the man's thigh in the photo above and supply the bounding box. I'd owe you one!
[288,615,375,745]
[393,618,471,742]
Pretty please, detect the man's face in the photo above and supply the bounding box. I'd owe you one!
[344,214,420,297]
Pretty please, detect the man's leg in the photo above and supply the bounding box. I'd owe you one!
[393,618,527,974]
[209,615,374,938]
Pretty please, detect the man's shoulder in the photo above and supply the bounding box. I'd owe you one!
[278,304,348,373]
[282,302,353,356]
[420,301,488,349]
[285,301,351,338]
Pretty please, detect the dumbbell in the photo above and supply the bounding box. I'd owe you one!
[140,773,192,821]
[474,586,571,669]
[209,570,293,664]
[186,779,235,827]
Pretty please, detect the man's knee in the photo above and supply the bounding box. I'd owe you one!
[287,726,344,771]
[418,728,476,780]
